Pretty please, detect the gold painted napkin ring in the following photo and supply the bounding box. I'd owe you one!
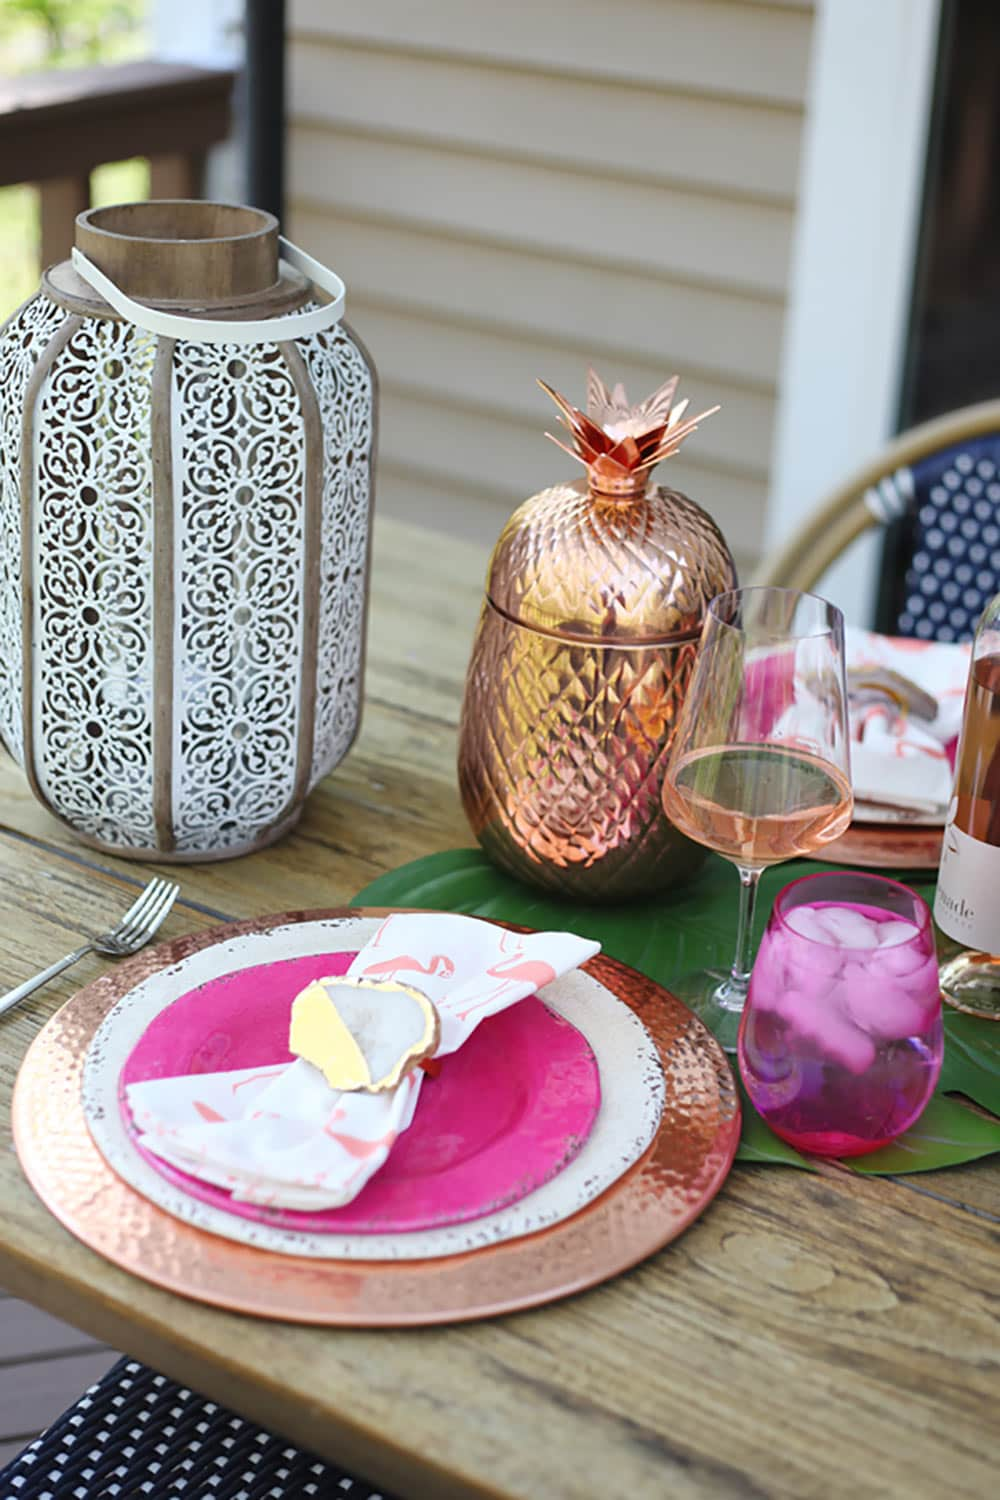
[289,975,441,1093]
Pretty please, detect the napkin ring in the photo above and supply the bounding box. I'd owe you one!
[289,974,440,1093]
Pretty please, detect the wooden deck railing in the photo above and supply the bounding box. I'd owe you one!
[0,59,237,269]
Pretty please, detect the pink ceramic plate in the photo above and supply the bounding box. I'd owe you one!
[119,951,601,1235]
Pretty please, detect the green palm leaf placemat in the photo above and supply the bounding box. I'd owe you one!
[353,849,1000,1174]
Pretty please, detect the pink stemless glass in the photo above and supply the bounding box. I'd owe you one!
[738,872,943,1157]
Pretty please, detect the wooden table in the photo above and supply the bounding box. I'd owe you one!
[0,517,997,1500]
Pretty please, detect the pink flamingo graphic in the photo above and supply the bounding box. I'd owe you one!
[193,1100,226,1123]
[485,954,557,989]
[363,952,456,980]
[231,1067,285,1095]
[454,952,558,1021]
[323,1123,399,1159]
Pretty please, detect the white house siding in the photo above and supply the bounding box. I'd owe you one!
[287,0,816,568]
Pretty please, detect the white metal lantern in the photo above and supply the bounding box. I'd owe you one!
[0,201,376,860]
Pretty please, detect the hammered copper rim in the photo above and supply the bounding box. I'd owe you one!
[12,908,741,1327]
[817,821,943,870]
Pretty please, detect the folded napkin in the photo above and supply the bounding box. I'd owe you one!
[845,627,970,815]
[127,913,600,1211]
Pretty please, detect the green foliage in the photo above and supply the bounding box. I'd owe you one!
[0,0,145,67]
[0,0,149,322]
[849,1093,1000,1174]
[734,1079,812,1169]
[353,848,1000,1174]
[938,1010,1000,1114]
[0,187,39,318]
[0,158,148,322]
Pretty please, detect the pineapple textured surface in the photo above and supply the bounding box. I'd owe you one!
[458,371,737,901]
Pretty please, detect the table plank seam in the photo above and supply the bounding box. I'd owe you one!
[288,826,383,864]
[0,1343,109,1371]
[0,825,237,925]
[885,1173,1000,1224]
[365,691,459,731]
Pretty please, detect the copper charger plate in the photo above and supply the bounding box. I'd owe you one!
[819,821,943,870]
[12,908,740,1326]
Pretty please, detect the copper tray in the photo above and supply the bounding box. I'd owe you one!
[12,908,740,1326]
[818,821,943,871]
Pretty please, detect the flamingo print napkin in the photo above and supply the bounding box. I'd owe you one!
[845,628,970,814]
[126,913,600,1211]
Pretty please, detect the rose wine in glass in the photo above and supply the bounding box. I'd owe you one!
[667,745,853,867]
[739,872,942,1156]
[661,587,853,1051]
[934,591,1000,1016]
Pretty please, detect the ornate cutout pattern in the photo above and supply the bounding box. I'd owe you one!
[0,297,375,857]
[171,339,307,853]
[299,323,374,785]
[33,316,158,847]
[0,294,64,764]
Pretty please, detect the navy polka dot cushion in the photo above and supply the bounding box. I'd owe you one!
[895,437,1000,642]
[0,1358,399,1499]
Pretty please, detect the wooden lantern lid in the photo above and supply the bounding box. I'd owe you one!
[75,200,280,301]
[44,199,313,319]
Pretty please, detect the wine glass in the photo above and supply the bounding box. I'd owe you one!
[739,872,943,1156]
[660,587,853,1051]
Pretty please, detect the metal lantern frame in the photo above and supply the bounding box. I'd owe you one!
[0,204,376,861]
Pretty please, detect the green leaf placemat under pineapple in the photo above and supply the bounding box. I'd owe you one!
[353,849,1000,1174]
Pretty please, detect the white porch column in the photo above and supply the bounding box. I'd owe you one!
[766,0,942,623]
[151,0,245,203]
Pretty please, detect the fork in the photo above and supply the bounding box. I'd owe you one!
[0,877,180,1019]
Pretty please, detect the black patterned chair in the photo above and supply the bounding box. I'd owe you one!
[753,398,1000,640]
[0,1358,397,1499]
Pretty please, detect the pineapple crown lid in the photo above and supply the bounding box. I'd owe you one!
[484,368,735,643]
[539,368,720,494]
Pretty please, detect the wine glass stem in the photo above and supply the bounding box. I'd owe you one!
[724,864,762,1008]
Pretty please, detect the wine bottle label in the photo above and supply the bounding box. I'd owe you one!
[934,822,1000,953]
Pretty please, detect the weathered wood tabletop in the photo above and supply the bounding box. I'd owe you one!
[0,517,997,1500]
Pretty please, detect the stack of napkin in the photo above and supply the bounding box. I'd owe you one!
[845,627,970,816]
[127,913,600,1211]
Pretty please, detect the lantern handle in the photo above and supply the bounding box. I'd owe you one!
[69,237,346,345]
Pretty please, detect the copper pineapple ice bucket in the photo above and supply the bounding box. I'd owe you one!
[458,374,736,902]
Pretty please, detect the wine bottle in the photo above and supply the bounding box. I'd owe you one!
[933,592,1000,1018]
